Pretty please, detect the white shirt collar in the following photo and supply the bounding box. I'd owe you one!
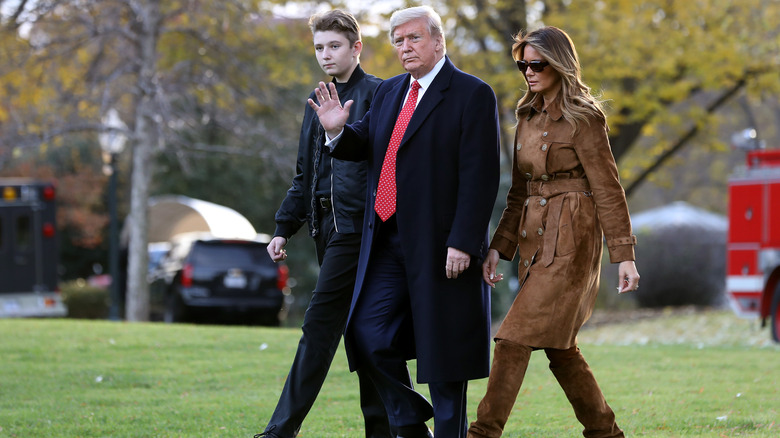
[409,56,446,93]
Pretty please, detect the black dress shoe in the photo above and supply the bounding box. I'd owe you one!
[396,425,433,438]
[254,425,280,438]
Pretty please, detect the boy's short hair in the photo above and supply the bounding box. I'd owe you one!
[309,9,361,46]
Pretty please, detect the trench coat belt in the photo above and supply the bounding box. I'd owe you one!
[525,178,591,268]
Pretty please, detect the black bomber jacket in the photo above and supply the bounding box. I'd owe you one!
[273,65,382,239]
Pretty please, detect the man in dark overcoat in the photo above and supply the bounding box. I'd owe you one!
[308,6,500,438]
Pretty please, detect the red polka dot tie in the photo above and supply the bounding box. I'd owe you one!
[375,80,421,222]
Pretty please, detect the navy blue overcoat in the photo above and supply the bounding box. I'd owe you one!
[331,57,501,383]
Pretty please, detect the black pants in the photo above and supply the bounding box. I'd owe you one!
[263,210,390,438]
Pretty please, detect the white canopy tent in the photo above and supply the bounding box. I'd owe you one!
[122,195,260,245]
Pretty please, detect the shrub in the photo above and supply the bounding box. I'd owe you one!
[60,279,109,319]
[632,224,726,308]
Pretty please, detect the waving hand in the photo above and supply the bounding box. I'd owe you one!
[308,82,353,140]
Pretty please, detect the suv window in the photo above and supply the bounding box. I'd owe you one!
[190,241,268,269]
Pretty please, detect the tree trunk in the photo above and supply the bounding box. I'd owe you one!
[125,0,161,321]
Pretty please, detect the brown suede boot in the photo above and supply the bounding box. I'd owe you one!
[467,340,532,438]
[546,346,625,438]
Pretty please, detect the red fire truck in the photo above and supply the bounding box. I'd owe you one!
[726,149,780,342]
[0,178,66,317]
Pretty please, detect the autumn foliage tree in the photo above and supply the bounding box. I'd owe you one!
[0,0,331,320]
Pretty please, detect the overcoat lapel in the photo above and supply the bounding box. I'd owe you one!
[399,58,453,148]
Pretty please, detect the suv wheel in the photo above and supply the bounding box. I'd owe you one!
[164,290,187,323]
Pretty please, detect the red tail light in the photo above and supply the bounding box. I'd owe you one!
[277,264,289,290]
[181,263,194,287]
[42,222,56,238]
[42,185,56,201]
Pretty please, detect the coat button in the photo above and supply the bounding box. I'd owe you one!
[521,229,527,238]
[525,172,532,180]
[516,143,522,150]
[523,260,530,267]
[537,228,544,235]
[541,174,549,181]
[540,198,547,206]
[541,144,548,151]
[524,199,529,206]
[543,131,548,137]
[372,190,377,196]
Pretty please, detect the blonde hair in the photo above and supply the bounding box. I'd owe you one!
[513,26,605,134]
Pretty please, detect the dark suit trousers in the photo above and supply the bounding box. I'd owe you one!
[350,217,469,437]
[264,209,390,438]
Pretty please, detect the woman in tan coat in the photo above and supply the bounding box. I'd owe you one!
[467,27,640,438]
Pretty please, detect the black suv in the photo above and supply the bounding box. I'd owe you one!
[149,234,289,325]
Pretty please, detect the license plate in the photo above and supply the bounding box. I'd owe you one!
[224,269,247,289]
[2,299,21,314]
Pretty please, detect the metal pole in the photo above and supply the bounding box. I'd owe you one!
[108,153,120,320]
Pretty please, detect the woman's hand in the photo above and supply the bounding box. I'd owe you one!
[482,249,503,288]
[617,260,640,294]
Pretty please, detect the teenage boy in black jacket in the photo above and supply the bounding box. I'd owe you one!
[255,9,389,438]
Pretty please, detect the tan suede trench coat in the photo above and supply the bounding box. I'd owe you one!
[490,95,636,349]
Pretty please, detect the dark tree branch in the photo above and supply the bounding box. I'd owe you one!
[624,78,747,196]
[8,0,29,28]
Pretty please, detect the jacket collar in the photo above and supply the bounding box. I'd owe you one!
[529,93,564,121]
[333,64,367,92]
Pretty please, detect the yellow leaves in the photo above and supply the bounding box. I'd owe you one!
[657,78,696,102]
[77,100,91,113]
[748,69,780,95]
[533,0,780,162]
[58,65,78,91]
[77,100,99,120]
[641,124,658,138]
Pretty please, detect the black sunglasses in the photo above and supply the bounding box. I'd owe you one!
[516,60,549,73]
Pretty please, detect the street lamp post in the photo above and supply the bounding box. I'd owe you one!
[99,109,128,321]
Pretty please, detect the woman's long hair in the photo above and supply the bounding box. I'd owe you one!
[513,26,606,134]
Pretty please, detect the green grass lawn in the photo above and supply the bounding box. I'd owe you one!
[0,316,777,437]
